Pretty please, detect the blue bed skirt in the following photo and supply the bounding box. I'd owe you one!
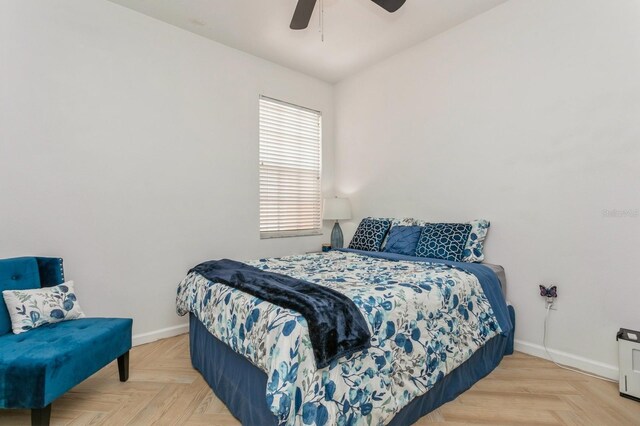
[190,305,516,425]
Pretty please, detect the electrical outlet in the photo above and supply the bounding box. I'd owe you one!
[539,284,558,310]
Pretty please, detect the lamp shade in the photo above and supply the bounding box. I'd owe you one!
[323,198,352,221]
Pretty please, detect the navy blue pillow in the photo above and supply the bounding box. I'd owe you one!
[348,218,391,252]
[415,223,472,262]
[383,226,423,256]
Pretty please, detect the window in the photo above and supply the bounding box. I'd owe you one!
[259,96,322,238]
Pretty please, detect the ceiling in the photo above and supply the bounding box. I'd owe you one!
[108,0,507,83]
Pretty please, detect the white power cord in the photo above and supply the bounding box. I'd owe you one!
[543,303,616,382]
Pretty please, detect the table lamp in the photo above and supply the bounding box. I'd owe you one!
[323,197,352,249]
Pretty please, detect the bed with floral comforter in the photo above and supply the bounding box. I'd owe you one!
[176,250,512,426]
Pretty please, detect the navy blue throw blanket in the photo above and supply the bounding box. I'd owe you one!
[190,259,371,369]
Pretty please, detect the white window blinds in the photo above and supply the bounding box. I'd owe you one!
[259,96,322,238]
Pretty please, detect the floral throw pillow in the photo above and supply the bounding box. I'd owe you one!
[462,219,491,263]
[2,281,85,334]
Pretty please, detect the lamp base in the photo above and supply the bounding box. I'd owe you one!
[330,221,344,249]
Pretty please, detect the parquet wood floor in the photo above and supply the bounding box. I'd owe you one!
[1,334,638,425]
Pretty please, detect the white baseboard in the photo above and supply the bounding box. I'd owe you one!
[515,339,618,381]
[130,326,619,381]
[132,323,189,347]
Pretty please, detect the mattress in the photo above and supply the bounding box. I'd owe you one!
[482,263,507,298]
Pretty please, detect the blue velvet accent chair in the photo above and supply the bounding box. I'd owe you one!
[0,257,132,426]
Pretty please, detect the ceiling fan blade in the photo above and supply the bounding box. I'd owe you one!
[370,0,406,13]
[290,0,318,30]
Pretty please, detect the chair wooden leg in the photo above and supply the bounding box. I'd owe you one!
[31,404,51,426]
[117,351,129,382]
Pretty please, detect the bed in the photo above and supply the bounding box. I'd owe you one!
[176,249,515,426]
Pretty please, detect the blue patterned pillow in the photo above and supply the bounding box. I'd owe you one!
[415,219,490,263]
[415,223,472,262]
[348,218,391,252]
[383,226,423,256]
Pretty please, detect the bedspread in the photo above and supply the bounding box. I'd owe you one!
[189,258,371,368]
[176,251,506,426]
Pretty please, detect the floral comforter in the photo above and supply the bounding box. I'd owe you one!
[176,251,504,426]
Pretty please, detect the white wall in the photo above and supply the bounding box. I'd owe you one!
[0,0,334,343]
[2,0,638,376]
[335,0,640,377]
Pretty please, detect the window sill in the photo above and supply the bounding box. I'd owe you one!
[260,231,323,239]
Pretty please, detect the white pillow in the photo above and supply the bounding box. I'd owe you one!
[2,281,85,334]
